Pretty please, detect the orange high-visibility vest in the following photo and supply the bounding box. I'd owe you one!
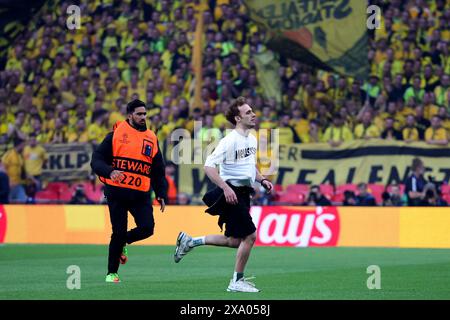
[99,121,158,192]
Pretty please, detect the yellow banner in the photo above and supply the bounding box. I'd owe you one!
[178,140,450,195]
[41,143,93,181]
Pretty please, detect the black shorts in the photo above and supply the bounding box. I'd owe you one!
[222,184,256,239]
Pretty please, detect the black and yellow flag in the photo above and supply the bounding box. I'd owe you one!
[243,0,369,79]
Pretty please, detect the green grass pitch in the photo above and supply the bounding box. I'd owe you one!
[1,244,449,300]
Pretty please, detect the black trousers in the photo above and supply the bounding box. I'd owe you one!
[106,193,154,274]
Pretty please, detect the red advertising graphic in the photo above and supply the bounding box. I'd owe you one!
[251,206,340,247]
[0,205,6,243]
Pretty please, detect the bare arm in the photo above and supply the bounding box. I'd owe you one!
[255,166,273,193]
[204,166,228,190]
[255,167,264,185]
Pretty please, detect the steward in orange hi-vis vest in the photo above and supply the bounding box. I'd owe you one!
[98,120,158,192]
[91,99,168,280]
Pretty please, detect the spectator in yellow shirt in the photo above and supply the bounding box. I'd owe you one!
[354,111,381,139]
[88,110,109,144]
[0,102,14,136]
[23,134,47,190]
[425,115,449,146]
[165,102,181,126]
[118,85,129,102]
[108,99,127,129]
[153,77,166,106]
[201,87,217,111]
[259,106,277,130]
[1,139,27,203]
[402,115,420,143]
[7,110,28,143]
[104,77,118,110]
[156,107,176,143]
[47,118,69,143]
[302,84,318,113]
[213,101,230,131]
[422,64,440,92]
[437,107,450,134]
[108,46,126,70]
[333,77,349,108]
[381,117,403,141]
[129,72,147,101]
[403,76,425,104]
[278,114,301,145]
[434,74,449,107]
[423,92,440,120]
[198,113,223,145]
[102,25,120,53]
[29,116,48,144]
[184,107,202,135]
[300,120,323,143]
[376,101,405,131]
[322,114,354,147]
[290,107,310,138]
[68,119,90,143]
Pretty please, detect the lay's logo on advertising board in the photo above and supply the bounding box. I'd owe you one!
[251,206,340,247]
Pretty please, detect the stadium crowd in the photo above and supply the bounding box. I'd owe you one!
[0,0,449,205]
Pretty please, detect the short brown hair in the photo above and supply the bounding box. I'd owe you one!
[411,157,423,171]
[226,96,246,125]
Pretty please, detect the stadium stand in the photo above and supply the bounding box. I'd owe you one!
[0,0,449,205]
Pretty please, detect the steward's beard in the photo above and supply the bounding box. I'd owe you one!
[131,119,147,131]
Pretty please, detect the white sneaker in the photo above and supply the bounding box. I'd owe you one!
[174,231,193,263]
[227,277,260,293]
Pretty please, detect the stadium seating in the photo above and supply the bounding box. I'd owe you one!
[367,184,386,204]
[80,182,104,203]
[319,184,335,200]
[36,182,104,203]
[275,192,305,205]
[274,184,284,193]
[46,182,70,194]
[44,182,73,202]
[332,184,358,203]
[440,184,450,204]
[35,190,59,203]
[58,187,75,202]
[286,184,309,196]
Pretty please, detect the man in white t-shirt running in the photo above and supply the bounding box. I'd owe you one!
[173,96,273,293]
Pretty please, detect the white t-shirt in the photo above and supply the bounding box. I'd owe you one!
[204,129,257,186]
